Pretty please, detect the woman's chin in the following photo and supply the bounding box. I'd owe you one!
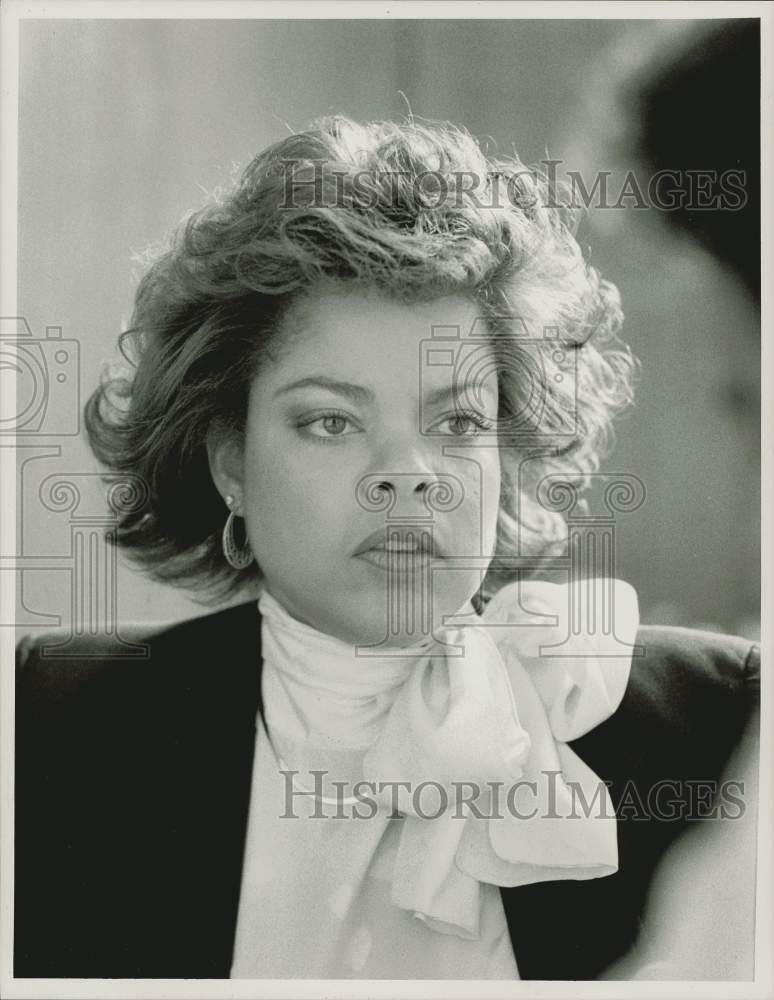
[338,584,475,651]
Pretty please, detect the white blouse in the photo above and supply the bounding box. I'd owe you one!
[230,579,639,979]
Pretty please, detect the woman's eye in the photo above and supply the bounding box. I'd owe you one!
[297,412,358,440]
[437,410,495,436]
[297,409,494,441]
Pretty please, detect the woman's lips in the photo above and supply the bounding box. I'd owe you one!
[356,546,439,571]
[353,526,438,557]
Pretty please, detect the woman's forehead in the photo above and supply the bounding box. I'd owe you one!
[260,287,498,395]
[276,286,488,358]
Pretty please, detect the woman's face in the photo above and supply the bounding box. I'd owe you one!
[214,285,502,647]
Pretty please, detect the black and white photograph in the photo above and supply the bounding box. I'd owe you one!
[1,2,769,996]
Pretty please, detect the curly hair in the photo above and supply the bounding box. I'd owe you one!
[85,115,637,605]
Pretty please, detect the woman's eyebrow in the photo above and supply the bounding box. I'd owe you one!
[273,376,495,404]
[273,376,372,402]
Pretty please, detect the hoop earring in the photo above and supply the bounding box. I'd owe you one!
[222,510,254,570]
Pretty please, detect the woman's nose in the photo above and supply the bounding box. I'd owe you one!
[370,434,436,488]
[371,473,432,502]
[358,435,461,516]
[358,469,465,522]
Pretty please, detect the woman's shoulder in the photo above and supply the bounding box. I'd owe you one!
[16,588,758,709]
[633,623,759,690]
[481,579,758,699]
[478,578,759,750]
[569,620,759,800]
[15,599,261,706]
[629,623,760,727]
[614,623,759,768]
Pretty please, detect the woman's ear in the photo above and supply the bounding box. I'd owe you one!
[206,423,246,511]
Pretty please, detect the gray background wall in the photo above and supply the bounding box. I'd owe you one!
[14,18,759,638]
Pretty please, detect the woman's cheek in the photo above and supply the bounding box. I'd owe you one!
[443,474,482,556]
[248,434,315,504]
[476,452,502,555]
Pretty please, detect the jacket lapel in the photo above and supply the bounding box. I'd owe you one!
[157,600,264,976]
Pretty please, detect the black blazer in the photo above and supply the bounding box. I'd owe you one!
[14,601,760,980]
